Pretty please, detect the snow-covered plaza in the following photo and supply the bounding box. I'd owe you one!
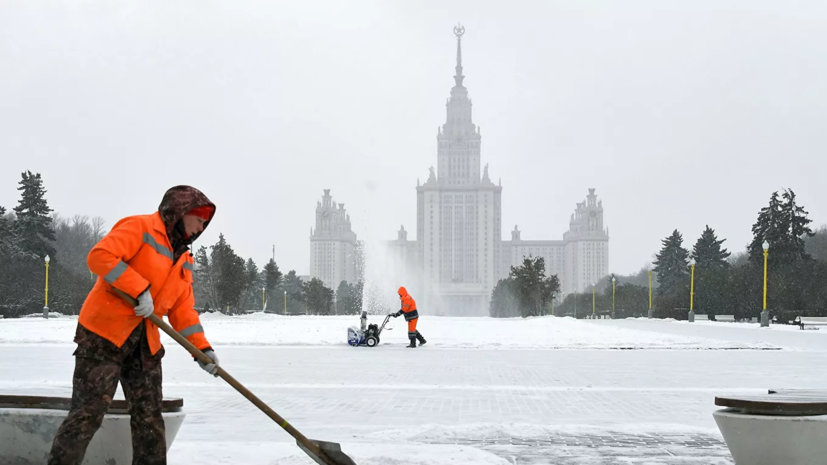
[2,314,826,464]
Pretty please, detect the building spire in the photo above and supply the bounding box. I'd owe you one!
[453,23,465,87]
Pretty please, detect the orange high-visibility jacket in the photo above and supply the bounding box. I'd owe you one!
[79,212,210,355]
[398,286,419,321]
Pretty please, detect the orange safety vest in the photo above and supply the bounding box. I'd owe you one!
[79,211,211,355]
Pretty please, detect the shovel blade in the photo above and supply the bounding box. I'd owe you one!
[297,439,358,465]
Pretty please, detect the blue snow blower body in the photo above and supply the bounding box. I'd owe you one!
[348,311,393,347]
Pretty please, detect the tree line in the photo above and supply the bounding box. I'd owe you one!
[554,188,827,322]
[0,171,364,318]
[191,234,364,316]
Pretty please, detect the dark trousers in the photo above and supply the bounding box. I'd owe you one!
[47,323,166,465]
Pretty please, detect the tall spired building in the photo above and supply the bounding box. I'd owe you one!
[312,25,610,315]
[415,24,503,315]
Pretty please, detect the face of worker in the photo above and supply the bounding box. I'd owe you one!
[183,214,207,237]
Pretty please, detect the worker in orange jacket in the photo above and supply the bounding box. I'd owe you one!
[392,286,427,348]
[48,186,218,465]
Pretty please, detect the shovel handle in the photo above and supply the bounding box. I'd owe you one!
[112,288,337,464]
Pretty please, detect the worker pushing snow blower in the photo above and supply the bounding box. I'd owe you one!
[392,286,427,348]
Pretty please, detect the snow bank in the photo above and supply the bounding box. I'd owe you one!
[0,313,779,349]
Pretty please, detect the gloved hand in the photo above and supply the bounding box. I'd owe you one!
[197,349,219,377]
[134,290,154,318]
[394,310,403,318]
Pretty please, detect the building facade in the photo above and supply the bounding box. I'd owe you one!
[311,25,609,314]
[309,189,358,291]
[503,188,609,295]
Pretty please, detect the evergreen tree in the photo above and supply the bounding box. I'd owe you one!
[334,281,364,315]
[749,191,782,264]
[278,270,306,314]
[1,204,100,317]
[652,229,690,297]
[805,226,827,262]
[245,259,259,288]
[779,189,814,261]
[602,273,618,297]
[210,234,247,313]
[489,277,519,318]
[335,281,350,315]
[304,278,334,315]
[690,226,731,316]
[749,189,813,265]
[240,258,262,310]
[613,283,649,318]
[263,258,282,294]
[510,257,544,317]
[13,171,55,259]
[692,226,731,269]
[192,245,219,311]
[507,256,559,318]
[0,205,21,258]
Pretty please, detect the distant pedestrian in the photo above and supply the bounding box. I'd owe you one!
[392,286,427,348]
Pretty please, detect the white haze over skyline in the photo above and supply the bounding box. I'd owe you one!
[1,1,826,277]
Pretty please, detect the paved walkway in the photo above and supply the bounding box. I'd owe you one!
[4,335,827,463]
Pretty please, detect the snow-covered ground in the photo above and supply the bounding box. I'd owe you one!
[0,312,799,350]
[2,315,826,464]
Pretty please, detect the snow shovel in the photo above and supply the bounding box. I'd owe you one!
[114,288,358,465]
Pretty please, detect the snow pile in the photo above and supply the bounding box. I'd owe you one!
[0,313,780,349]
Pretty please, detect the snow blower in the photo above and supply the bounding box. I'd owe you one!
[348,311,394,347]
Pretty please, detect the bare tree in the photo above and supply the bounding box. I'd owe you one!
[91,216,106,243]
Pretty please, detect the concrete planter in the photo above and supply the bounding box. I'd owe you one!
[713,408,827,465]
[0,396,185,465]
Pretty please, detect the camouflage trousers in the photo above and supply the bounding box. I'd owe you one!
[48,322,167,465]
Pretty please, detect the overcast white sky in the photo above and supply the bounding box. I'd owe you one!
[1,1,825,276]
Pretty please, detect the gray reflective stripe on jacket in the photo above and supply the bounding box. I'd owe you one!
[104,260,128,284]
[179,324,204,338]
[143,233,173,261]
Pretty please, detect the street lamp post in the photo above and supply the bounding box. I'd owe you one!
[592,283,596,319]
[688,258,696,322]
[262,287,266,312]
[283,290,287,315]
[611,277,616,320]
[43,255,50,319]
[761,241,770,327]
[648,270,653,319]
